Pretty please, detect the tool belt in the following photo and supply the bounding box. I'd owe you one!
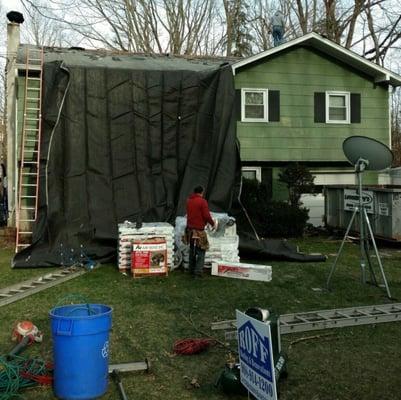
[183,228,209,251]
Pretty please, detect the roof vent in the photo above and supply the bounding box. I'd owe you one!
[7,11,24,24]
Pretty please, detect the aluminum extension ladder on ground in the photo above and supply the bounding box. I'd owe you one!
[211,303,401,339]
[0,268,86,308]
[16,47,44,252]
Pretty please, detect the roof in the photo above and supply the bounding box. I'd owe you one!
[232,32,401,87]
[17,44,237,72]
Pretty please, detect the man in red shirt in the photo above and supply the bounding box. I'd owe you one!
[185,185,215,277]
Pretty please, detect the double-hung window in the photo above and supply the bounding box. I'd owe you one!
[325,91,350,123]
[241,89,268,122]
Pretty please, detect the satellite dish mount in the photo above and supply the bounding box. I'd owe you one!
[326,136,393,299]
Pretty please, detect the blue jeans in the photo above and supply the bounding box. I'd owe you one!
[189,239,205,276]
[272,26,284,46]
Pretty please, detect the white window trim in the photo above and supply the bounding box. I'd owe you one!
[242,166,262,182]
[325,91,350,124]
[241,88,269,122]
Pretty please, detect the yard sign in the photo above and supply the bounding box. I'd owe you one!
[344,189,373,214]
[236,310,277,400]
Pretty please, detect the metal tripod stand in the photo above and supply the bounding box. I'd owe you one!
[326,159,392,299]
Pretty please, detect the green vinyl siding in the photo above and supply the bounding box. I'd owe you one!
[235,47,389,162]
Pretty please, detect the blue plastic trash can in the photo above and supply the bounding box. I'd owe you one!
[49,304,113,399]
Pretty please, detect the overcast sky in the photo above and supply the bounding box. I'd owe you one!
[2,0,23,12]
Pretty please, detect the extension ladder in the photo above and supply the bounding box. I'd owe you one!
[16,47,44,252]
[0,268,86,308]
[211,303,401,338]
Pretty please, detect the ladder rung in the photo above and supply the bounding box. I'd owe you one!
[9,289,25,293]
[294,315,309,322]
[27,88,41,91]
[22,162,38,165]
[20,195,37,198]
[27,77,41,81]
[21,173,37,176]
[372,307,390,314]
[16,244,30,248]
[19,231,33,235]
[333,311,348,318]
[26,107,41,111]
[21,207,36,210]
[26,97,40,100]
[25,117,40,121]
[353,309,370,317]
[21,184,37,187]
[19,219,36,222]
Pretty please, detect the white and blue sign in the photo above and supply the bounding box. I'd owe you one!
[236,310,277,400]
[344,189,374,214]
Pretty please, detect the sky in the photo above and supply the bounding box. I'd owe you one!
[2,0,23,12]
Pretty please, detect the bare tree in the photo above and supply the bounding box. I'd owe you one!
[21,0,220,55]
[222,0,253,56]
[361,2,401,65]
[21,1,72,47]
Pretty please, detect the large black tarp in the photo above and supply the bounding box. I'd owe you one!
[238,232,327,262]
[13,59,239,267]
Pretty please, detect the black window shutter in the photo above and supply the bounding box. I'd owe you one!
[268,90,280,122]
[235,89,242,121]
[314,92,326,122]
[350,93,361,123]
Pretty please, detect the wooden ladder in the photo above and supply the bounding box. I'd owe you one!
[15,47,44,253]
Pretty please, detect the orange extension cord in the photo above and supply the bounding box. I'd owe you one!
[173,338,216,355]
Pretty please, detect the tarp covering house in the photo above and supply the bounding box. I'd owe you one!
[13,47,240,267]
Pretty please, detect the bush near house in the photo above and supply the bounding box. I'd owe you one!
[278,163,316,207]
[238,179,309,238]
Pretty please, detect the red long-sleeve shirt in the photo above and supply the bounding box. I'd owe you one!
[186,193,214,230]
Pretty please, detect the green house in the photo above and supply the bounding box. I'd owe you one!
[232,32,401,199]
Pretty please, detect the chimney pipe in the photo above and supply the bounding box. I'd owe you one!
[5,19,21,227]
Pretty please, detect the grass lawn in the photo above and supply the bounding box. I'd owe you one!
[1,236,401,399]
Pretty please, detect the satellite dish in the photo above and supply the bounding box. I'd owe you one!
[343,135,393,171]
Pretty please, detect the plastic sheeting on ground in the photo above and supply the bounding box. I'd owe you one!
[238,232,327,262]
[13,56,239,267]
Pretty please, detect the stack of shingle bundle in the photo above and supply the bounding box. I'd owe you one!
[118,221,175,274]
[174,213,240,269]
[205,229,240,265]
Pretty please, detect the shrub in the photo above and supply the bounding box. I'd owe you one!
[278,163,315,206]
[262,201,309,237]
[237,178,309,238]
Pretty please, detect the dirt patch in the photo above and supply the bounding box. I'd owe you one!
[0,227,15,249]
